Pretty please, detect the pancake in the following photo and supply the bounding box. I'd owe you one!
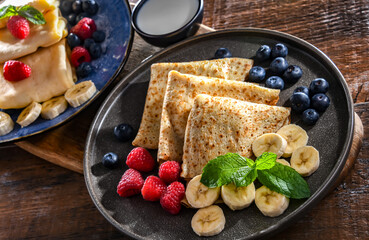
[158,71,280,163]
[0,39,76,109]
[132,57,254,149]
[181,94,291,179]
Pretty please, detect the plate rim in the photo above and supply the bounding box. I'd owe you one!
[84,28,354,239]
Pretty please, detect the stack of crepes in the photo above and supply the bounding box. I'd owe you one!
[133,58,291,180]
[0,0,76,109]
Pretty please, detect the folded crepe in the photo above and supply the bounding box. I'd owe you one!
[0,6,67,63]
[132,57,254,149]
[181,94,291,179]
[158,71,280,163]
[0,39,76,109]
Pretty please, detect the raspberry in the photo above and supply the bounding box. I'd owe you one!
[141,176,167,201]
[160,181,185,215]
[159,161,181,184]
[70,46,91,67]
[3,60,31,82]
[117,169,144,197]
[126,147,155,172]
[7,16,30,39]
[70,17,97,40]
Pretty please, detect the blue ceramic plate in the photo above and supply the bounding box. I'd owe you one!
[0,0,133,143]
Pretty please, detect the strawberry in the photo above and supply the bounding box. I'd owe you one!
[3,60,31,82]
[7,16,30,39]
[117,169,144,197]
[159,161,181,184]
[141,176,167,201]
[160,181,185,215]
[126,147,155,172]
[70,17,97,40]
[70,46,91,67]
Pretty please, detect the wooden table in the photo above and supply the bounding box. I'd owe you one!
[1,0,368,239]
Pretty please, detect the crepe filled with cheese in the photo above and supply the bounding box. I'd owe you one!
[132,57,254,149]
[158,71,280,163]
[181,94,291,179]
[0,39,76,109]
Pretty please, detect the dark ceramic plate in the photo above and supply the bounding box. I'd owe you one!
[0,0,133,143]
[84,29,354,239]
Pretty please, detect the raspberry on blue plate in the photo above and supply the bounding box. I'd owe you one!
[311,93,330,112]
[283,65,303,84]
[270,57,288,74]
[309,78,329,95]
[290,92,310,112]
[302,109,320,125]
[114,123,134,142]
[255,45,271,61]
[214,47,232,59]
[249,66,266,83]
[293,86,309,96]
[265,76,285,90]
[271,43,288,58]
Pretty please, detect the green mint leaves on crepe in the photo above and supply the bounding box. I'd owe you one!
[200,152,311,199]
[0,5,46,25]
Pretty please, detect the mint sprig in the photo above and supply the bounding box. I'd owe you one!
[0,5,46,25]
[200,152,311,199]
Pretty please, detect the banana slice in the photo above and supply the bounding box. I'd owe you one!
[255,185,289,217]
[64,80,96,108]
[276,158,290,166]
[16,102,42,127]
[191,205,225,237]
[252,133,287,158]
[185,175,220,208]
[277,124,309,157]
[41,96,68,120]
[221,182,255,210]
[0,111,14,136]
[290,146,320,176]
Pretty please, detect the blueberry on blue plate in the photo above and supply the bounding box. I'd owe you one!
[67,33,81,49]
[271,43,288,58]
[302,108,320,125]
[290,92,310,112]
[270,57,288,74]
[83,38,95,49]
[249,66,266,83]
[256,45,271,61]
[311,93,330,112]
[114,123,134,141]
[283,65,303,84]
[265,76,285,90]
[76,62,93,78]
[72,0,83,14]
[66,13,77,25]
[102,152,119,169]
[309,78,329,95]
[93,30,106,43]
[214,47,232,59]
[60,1,73,15]
[293,86,309,96]
[82,0,99,15]
[76,12,89,23]
[89,42,102,59]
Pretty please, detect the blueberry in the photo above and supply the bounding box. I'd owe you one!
[249,66,266,83]
[271,43,288,58]
[311,93,330,112]
[214,47,232,59]
[114,123,134,141]
[83,38,95,49]
[270,57,288,75]
[82,0,99,15]
[283,65,303,84]
[293,86,309,96]
[309,78,329,95]
[265,76,285,90]
[89,42,102,59]
[76,62,93,78]
[302,108,320,125]
[66,13,77,25]
[60,0,73,15]
[93,30,106,43]
[290,92,310,112]
[67,33,81,49]
[102,152,119,169]
[76,12,89,23]
[256,45,271,61]
[70,0,82,14]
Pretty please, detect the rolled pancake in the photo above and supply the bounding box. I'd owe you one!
[158,71,280,163]
[181,94,291,179]
[0,7,67,63]
[0,39,76,109]
[132,57,254,149]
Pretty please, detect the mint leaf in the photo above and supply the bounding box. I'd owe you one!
[255,152,277,170]
[18,5,45,24]
[0,5,18,19]
[200,153,256,188]
[257,162,310,199]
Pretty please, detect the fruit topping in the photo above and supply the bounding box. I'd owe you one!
[70,17,97,40]
[66,13,77,25]
[283,65,303,84]
[290,146,320,176]
[64,80,96,107]
[214,47,232,59]
[41,96,68,120]
[290,92,310,112]
[191,205,226,236]
[83,38,95,49]
[185,175,220,208]
[252,133,287,158]
[302,108,320,125]
[248,66,266,83]
[270,57,288,74]
[76,12,89,23]
[271,43,288,58]
[160,181,185,215]
[255,185,289,217]
[60,1,73,15]
[255,45,271,61]
[158,161,181,184]
[102,152,120,169]
[3,60,31,82]
[309,78,329,94]
[67,33,81,49]
[311,93,330,112]
[293,86,309,96]
[93,30,106,43]
[72,0,83,14]
[7,15,30,39]
[16,101,41,127]
[70,46,91,67]
[82,0,99,15]
[126,147,155,172]
[89,42,102,59]
[221,182,255,210]
[76,62,93,78]
[141,176,167,201]
[117,169,144,197]
[265,76,284,90]
[0,112,14,136]
[114,123,134,142]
